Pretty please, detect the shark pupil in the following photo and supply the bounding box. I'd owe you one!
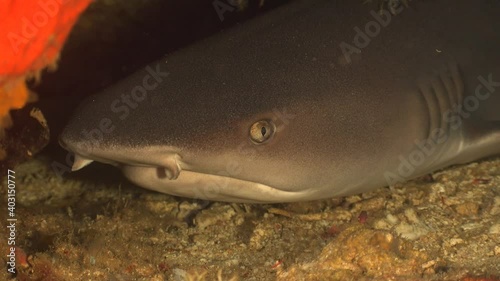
[249,120,275,144]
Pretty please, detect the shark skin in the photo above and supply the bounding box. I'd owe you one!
[60,0,500,203]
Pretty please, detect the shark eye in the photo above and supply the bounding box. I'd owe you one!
[249,120,275,144]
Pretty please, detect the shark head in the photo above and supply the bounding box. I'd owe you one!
[59,58,349,203]
[61,0,498,203]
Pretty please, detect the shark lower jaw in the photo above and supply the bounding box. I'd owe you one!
[120,164,313,203]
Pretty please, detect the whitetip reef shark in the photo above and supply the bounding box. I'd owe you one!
[60,0,500,203]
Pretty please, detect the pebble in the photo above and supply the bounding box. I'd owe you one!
[455,202,480,216]
[395,223,429,240]
[489,223,500,234]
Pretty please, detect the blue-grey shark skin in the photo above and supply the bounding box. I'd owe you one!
[60,0,500,203]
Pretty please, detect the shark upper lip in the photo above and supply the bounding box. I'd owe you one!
[70,152,182,180]
[62,139,184,180]
[154,159,181,180]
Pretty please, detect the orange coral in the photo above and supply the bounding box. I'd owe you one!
[0,78,29,129]
[0,0,92,132]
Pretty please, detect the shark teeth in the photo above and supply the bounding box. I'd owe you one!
[71,154,94,171]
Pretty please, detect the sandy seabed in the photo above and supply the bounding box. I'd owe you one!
[1,155,499,281]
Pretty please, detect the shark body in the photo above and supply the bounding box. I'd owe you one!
[60,0,500,203]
